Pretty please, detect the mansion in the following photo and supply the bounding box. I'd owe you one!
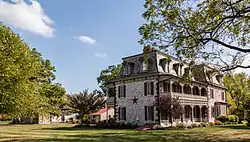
[107,48,227,126]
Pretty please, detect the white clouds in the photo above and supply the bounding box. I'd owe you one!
[75,36,97,44]
[95,52,107,58]
[0,0,54,37]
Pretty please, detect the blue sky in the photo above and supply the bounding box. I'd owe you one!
[0,0,146,93]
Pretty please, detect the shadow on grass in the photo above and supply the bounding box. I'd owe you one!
[217,124,250,130]
[3,133,250,142]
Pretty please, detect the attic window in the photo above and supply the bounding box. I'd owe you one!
[216,75,222,83]
[159,58,167,72]
[173,63,179,75]
[206,71,212,81]
[125,63,135,75]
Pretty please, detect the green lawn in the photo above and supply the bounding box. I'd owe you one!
[0,123,250,142]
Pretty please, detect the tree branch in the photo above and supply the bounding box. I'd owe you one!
[222,65,250,72]
[204,38,250,53]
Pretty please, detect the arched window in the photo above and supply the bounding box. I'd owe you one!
[193,86,200,95]
[183,85,191,94]
[201,88,207,96]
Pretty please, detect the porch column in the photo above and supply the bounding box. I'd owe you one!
[199,87,201,96]
[181,84,184,94]
[181,106,185,122]
[200,106,202,122]
[170,81,173,93]
[207,105,210,122]
[191,105,194,123]
[190,86,193,96]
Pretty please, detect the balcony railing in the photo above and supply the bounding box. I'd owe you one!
[160,92,208,101]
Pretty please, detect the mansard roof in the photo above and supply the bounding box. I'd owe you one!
[114,48,225,88]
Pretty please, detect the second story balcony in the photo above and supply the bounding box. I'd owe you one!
[160,81,208,102]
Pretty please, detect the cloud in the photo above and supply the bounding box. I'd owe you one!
[0,0,54,37]
[75,36,97,44]
[95,52,107,58]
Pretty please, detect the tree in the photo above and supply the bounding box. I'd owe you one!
[0,24,66,120]
[157,95,184,125]
[139,0,250,71]
[224,72,250,119]
[39,83,67,116]
[68,90,106,122]
[97,64,121,95]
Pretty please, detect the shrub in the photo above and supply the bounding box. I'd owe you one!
[187,125,192,129]
[191,123,198,128]
[215,120,223,125]
[228,115,239,123]
[200,122,207,127]
[96,121,105,128]
[176,122,186,128]
[208,122,214,126]
[118,123,129,129]
[217,115,229,123]
[168,126,177,130]
[247,123,250,127]
[127,122,139,129]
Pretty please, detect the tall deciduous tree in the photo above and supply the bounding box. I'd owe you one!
[224,72,250,119]
[68,90,106,121]
[97,64,121,95]
[139,0,250,71]
[0,24,66,120]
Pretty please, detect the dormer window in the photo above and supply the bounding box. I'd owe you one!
[206,70,212,81]
[124,63,134,75]
[216,75,222,83]
[159,58,167,72]
[173,63,179,75]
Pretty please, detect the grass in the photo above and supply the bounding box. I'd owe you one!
[0,123,250,142]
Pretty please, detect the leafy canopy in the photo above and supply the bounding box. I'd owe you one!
[68,90,106,119]
[139,0,250,71]
[224,72,250,119]
[0,24,66,119]
[97,64,121,95]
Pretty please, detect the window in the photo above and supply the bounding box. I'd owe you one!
[118,85,126,98]
[221,92,225,101]
[159,58,167,72]
[125,63,134,75]
[211,107,214,118]
[173,64,179,75]
[118,107,126,120]
[210,89,214,99]
[144,106,154,121]
[163,82,170,93]
[144,82,154,96]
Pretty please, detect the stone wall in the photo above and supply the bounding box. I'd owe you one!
[116,79,157,126]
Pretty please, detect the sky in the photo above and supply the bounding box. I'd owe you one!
[0,0,146,93]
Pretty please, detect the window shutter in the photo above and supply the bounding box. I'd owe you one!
[210,89,214,99]
[151,106,154,121]
[124,107,126,121]
[144,82,147,96]
[123,85,126,97]
[151,82,154,95]
[118,107,121,120]
[221,92,224,100]
[144,106,148,121]
[118,86,121,98]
